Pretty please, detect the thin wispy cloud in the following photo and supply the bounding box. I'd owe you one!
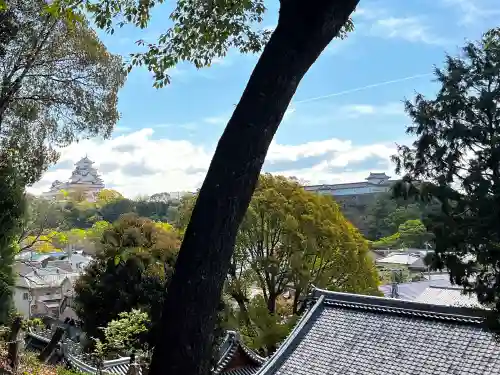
[341,102,404,118]
[293,73,432,105]
[371,17,448,46]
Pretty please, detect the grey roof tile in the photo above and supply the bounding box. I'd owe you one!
[257,289,498,375]
[214,331,266,375]
[379,278,453,300]
[224,366,261,375]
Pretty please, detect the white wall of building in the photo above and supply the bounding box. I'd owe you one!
[13,287,31,318]
[313,185,390,196]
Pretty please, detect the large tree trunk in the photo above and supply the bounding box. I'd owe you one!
[148,1,360,375]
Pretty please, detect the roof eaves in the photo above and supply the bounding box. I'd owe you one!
[214,331,267,374]
[312,288,486,323]
[256,295,325,375]
[214,332,240,374]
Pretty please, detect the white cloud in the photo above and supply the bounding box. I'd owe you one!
[203,114,230,126]
[267,139,352,162]
[371,17,448,46]
[29,128,404,198]
[340,102,404,117]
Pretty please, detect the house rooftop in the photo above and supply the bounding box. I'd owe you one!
[375,252,423,266]
[256,288,496,375]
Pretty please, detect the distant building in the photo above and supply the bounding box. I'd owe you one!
[13,266,80,319]
[375,251,430,272]
[304,172,396,197]
[13,252,91,319]
[304,173,398,235]
[42,156,105,202]
[379,277,482,308]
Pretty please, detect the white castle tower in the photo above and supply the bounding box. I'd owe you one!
[42,156,105,201]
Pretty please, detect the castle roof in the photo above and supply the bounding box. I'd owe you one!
[75,156,94,166]
[366,172,390,180]
[256,288,496,375]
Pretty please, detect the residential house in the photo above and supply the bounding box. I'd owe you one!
[13,265,80,319]
[376,252,427,270]
[379,273,482,308]
[254,288,498,375]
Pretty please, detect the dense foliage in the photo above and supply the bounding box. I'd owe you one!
[0,161,25,324]
[30,1,359,374]
[392,28,500,316]
[17,190,182,254]
[0,0,125,185]
[357,192,440,240]
[182,174,380,354]
[74,214,180,346]
[371,219,434,250]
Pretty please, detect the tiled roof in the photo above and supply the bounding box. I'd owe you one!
[415,286,483,308]
[379,277,453,300]
[224,367,261,375]
[375,253,422,266]
[26,328,137,375]
[256,288,498,375]
[215,331,266,375]
[27,328,264,375]
[16,267,80,288]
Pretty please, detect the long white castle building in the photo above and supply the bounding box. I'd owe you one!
[304,172,396,197]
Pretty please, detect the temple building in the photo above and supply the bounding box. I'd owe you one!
[42,156,105,202]
[254,288,497,375]
[304,172,396,197]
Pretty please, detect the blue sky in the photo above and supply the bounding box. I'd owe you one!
[31,0,500,197]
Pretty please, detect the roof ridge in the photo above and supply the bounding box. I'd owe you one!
[256,295,325,375]
[312,288,486,322]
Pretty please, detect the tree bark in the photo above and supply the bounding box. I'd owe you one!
[148,1,360,375]
[267,292,277,315]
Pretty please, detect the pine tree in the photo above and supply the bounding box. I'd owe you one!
[392,28,500,323]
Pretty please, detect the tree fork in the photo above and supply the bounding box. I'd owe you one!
[149,1,360,375]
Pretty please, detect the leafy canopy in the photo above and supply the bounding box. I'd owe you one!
[74,213,180,344]
[182,174,380,354]
[93,309,150,360]
[45,0,354,88]
[0,0,125,184]
[371,219,433,250]
[392,27,500,314]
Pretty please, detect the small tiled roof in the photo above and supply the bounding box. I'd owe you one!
[27,328,263,375]
[415,286,483,308]
[378,276,457,301]
[256,288,498,375]
[214,331,266,375]
[376,252,422,265]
